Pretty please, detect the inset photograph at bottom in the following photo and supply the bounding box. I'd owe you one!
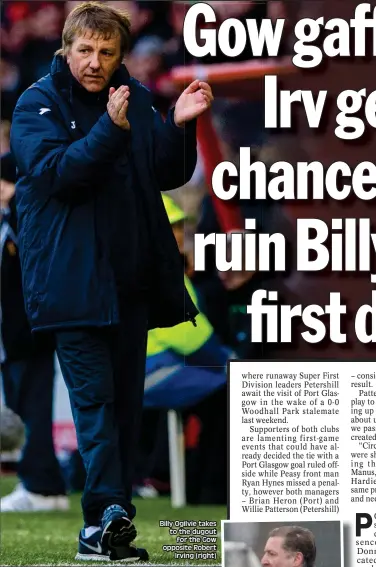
[222,521,342,567]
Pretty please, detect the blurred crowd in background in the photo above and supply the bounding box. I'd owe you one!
[1,0,291,507]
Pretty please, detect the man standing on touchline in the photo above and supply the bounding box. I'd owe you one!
[10,1,213,561]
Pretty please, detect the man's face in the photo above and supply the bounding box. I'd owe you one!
[67,30,122,92]
[261,537,303,567]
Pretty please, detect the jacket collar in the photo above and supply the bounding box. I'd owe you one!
[50,54,130,103]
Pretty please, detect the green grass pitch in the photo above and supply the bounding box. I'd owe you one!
[0,476,226,566]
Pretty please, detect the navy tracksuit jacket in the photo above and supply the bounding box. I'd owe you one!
[11,55,198,332]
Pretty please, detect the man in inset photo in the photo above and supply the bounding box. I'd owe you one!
[261,526,316,567]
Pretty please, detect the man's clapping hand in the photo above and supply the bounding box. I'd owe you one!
[174,80,214,127]
[107,85,130,130]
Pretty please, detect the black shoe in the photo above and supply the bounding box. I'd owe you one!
[101,505,137,557]
[109,543,149,562]
[75,526,149,562]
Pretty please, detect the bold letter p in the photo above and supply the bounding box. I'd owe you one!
[356,513,372,536]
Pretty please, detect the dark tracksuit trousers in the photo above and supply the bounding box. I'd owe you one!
[2,351,66,495]
[55,297,148,526]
